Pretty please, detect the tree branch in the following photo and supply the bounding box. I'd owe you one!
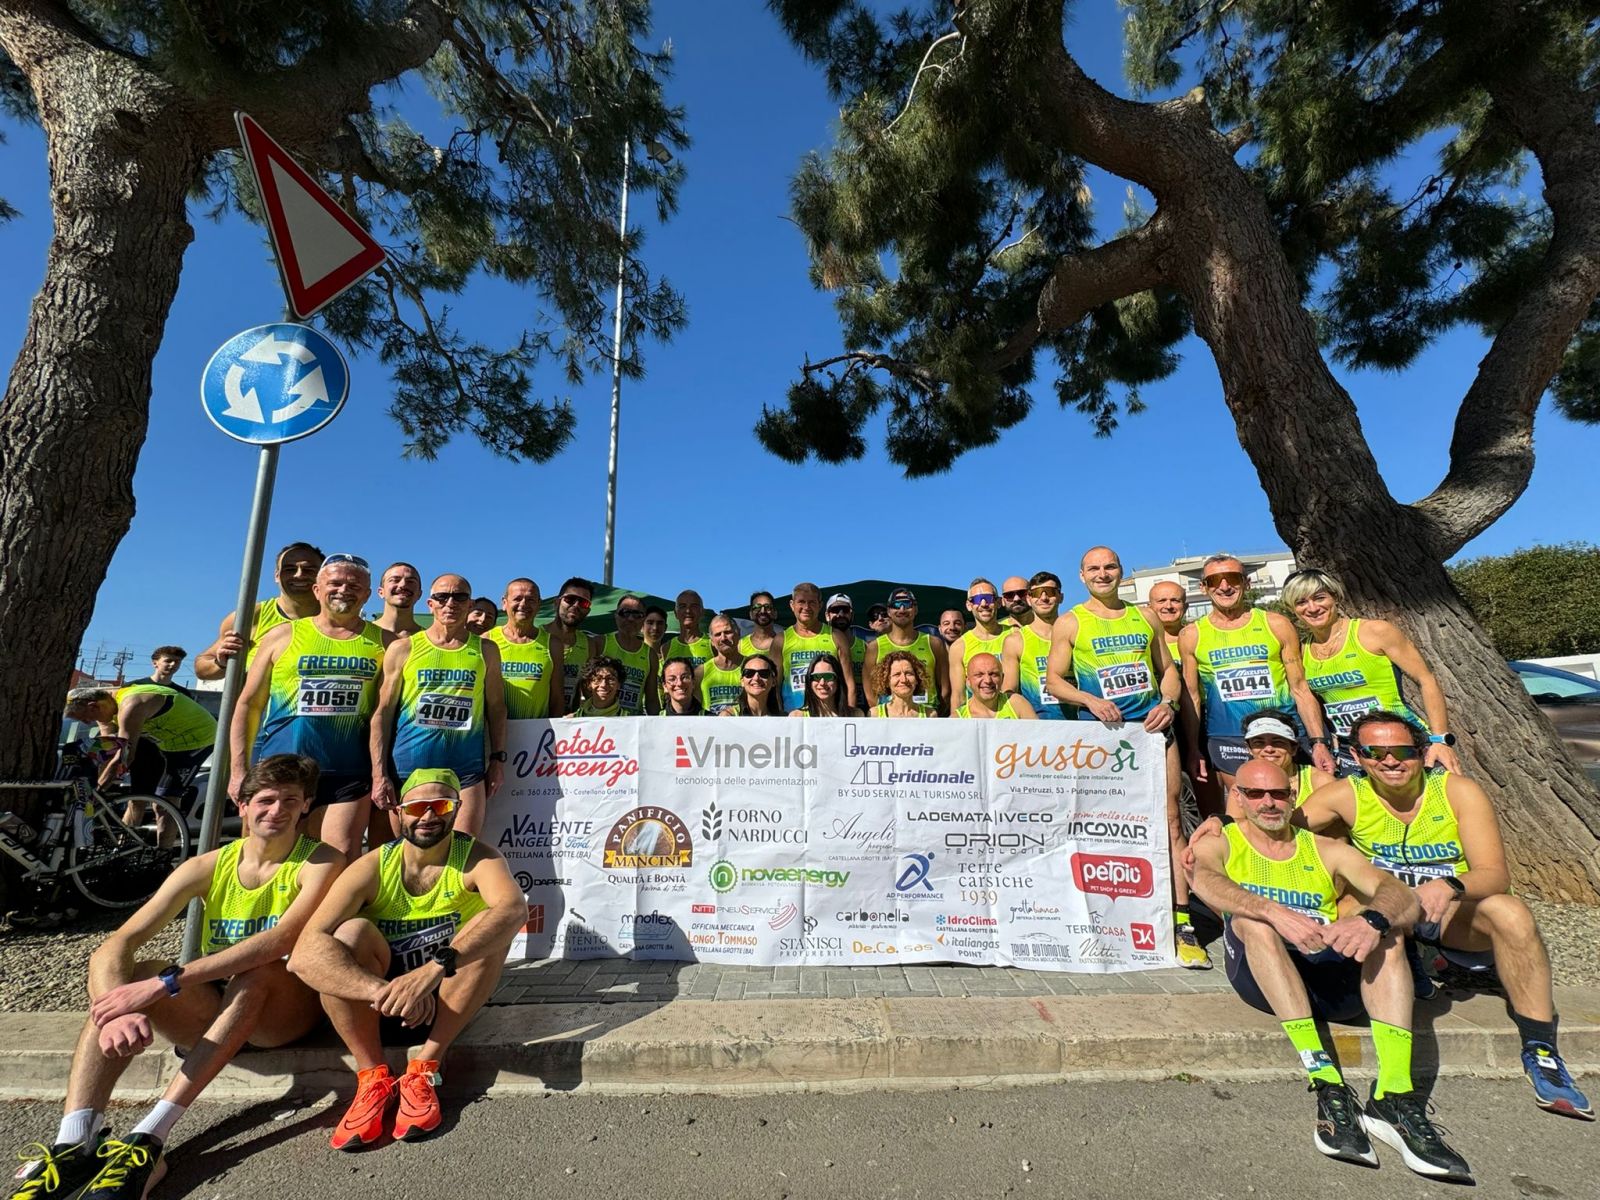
[1413,11,1600,556]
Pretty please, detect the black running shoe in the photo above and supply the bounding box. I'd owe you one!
[1362,1086,1473,1182]
[1311,1081,1377,1166]
[8,1128,109,1200]
[79,1134,164,1200]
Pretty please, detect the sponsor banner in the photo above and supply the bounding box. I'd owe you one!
[492,719,1171,971]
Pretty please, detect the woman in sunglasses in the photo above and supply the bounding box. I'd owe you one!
[720,654,785,716]
[870,650,937,718]
[1282,569,1459,773]
[791,653,855,718]
[571,656,625,718]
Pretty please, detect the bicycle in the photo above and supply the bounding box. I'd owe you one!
[0,745,194,919]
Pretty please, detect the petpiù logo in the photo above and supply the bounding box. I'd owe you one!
[708,859,738,893]
[992,737,1140,779]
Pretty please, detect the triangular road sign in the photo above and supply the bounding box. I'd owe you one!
[235,112,387,319]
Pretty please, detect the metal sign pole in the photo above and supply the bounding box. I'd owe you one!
[180,442,280,963]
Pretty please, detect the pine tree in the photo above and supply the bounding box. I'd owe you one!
[0,1,685,779]
[765,0,1600,898]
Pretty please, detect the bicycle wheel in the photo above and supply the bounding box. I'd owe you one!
[67,793,193,909]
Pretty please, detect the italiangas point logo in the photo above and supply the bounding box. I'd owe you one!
[602,807,693,869]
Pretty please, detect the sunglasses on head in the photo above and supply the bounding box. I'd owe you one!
[1236,786,1293,801]
[400,796,457,817]
[431,591,471,604]
[322,553,370,570]
[1203,572,1246,588]
[1358,744,1421,762]
[559,594,592,609]
[743,667,775,679]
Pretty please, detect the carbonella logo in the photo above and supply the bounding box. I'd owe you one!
[1071,853,1154,898]
[674,733,817,770]
[991,737,1140,780]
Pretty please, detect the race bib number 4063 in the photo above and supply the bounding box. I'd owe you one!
[416,692,474,729]
[1097,661,1152,701]
[1216,664,1273,701]
[297,678,363,717]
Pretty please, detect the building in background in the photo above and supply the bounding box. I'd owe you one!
[1118,550,1298,618]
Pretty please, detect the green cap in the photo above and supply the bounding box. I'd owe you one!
[400,767,462,800]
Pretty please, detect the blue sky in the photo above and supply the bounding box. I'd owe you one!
[2,2,1595,684]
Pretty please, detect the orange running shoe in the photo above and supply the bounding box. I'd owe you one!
[330,1065,396,1151]
[394,1059,443,1141]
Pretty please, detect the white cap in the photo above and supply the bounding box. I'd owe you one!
[1243,715,1297,742]
[825,593,853,610]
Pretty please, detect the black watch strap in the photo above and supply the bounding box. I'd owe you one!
[1441,875,1467,895]
[1357,909,1391,934]
[433,946,459,978]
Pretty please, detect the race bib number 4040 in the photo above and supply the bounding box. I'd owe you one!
[297,678,364,717]
[416,692,474,729]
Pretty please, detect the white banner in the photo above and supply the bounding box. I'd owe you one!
[488,717,1173,972]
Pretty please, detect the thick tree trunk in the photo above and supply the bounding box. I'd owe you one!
[1171,146,1600,902]
[0,32,200,780]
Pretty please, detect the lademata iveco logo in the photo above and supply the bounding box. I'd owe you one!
[992,737,1140,780]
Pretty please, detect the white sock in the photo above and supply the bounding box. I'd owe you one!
[56,1108,100,1147]
[130,1100,186,1144]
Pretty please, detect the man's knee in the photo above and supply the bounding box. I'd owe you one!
[1477,893,1540,943]
[1229,915,1283,957]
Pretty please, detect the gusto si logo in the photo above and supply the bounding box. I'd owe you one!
[1071,853,1154,899]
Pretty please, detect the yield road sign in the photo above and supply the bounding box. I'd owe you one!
[200,323,350,445]
[236,112,387,319]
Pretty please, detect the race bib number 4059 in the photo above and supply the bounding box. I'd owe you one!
[297,678,364,717]
[416,692,474,729]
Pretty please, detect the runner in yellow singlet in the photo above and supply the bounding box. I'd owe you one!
[666,589,714,669]
[603,595,658,714]
[571,656,626,717]
[485,577,564,718]
[1238,711,1335,811]
[1013,572,1068,719]
[546,576,599,711]
[1187,760,1470,1179]
[1294,712,1591,1119]
[953,653,1035,718]
[697,614,746,714]
[374,561,423,640]
[779,582,859,712]
[870,650,937,717]
[5,756,341,1200]
[290,767,526,1151]
[195,541,323,680]
[231,553,388,857]
[1146,579,1188,682]
[1283,568,1460,775]
[948,577,1021,703]
[824,593,870,703]
[740,589,785,660]
[861,587,949,712]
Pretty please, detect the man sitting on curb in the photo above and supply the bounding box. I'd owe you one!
[1297,710,1593,1120]
[1188,760,1472,1182]
[289,768,524,1150]
[10,755,341,1200]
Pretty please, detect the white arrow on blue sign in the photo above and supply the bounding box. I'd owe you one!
[200,323,350,445]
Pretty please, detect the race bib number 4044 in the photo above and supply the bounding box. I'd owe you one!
[297,678,363,716]
[1216,664,1274,701]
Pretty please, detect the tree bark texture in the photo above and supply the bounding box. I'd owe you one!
[0,13,202,780]
[1019,7,1600,900]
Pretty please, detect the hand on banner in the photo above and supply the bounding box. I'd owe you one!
[1142,703,1175,734]
[1081,696,1124,725]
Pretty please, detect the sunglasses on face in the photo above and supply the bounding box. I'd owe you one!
[1358,744,1421,762]
[968,593,998,605]
[431,591,471,604]
[400,797,457,817]
[1203,572,1246,588]
[1002,589,1028,601]
[617,610,644,620]
[827,607,851,617]
[888,599,914,610]
[743,667,775,680]
[1029,586,1060,599]
[1236,786,1293,801]
[559,594,592,609]
[809,672,838,684]
[752,603,775,613]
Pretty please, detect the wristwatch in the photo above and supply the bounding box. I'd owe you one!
[1441,875,1467,896]
[158,964,183,996]
[1356,909,1391,935]
[1429,732,1457,746]
[432,946,459,978]
[1309,736,1330,747]
[488,750,508,763]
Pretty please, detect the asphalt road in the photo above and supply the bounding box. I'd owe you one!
[2,1077,1590,1199]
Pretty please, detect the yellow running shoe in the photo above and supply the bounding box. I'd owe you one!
[1175,923,1213,970]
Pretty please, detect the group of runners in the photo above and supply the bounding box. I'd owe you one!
[27,543,1589,1196]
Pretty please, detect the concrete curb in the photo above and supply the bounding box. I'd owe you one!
[2,988,1596,1100]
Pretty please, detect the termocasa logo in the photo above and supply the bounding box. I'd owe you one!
[709,859,739,893]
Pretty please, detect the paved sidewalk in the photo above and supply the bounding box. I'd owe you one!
[488,958,1237,1005]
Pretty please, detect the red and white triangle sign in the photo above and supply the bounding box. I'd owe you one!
[235,112,387,319]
